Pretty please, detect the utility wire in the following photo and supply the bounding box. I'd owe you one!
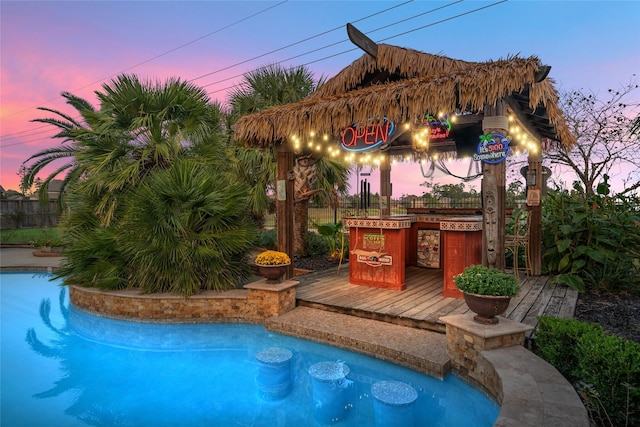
[205,0,506,96]
[189,0,415,82]
[1,0,415,144]
[2,1,508,147]
[0,0,412,143]
[200,0,462,91]
[0,0,290,126]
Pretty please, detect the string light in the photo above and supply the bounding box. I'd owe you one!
[285,111,541,168]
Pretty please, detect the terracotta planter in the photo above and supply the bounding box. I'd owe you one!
[257,264,290,284]
[463,292,512,324]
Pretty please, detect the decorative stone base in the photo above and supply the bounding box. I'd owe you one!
[440,314,533,397]
[440,314,589,426]
[69,278,298,323]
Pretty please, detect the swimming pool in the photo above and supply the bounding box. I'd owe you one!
[1,272,499,426]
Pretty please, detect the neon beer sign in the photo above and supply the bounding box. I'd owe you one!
[474,133,511,164]
[420,114,451,140]
[341,117,395,152]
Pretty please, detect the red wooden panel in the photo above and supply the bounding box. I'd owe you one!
[442,230,482,298]
[349,227,406,290]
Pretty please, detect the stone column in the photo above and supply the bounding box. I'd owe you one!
[440,314,533,396]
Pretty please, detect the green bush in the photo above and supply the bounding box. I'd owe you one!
[255,229,277,250]
[576,331,640,427]
[536,316,604,382]
[535,317,640,427]
[452,264,520,297]
[306,231,329,257]
[542,177,640,293]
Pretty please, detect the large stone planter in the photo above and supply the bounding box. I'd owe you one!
[32,246,64,257]
[463,292,512,325]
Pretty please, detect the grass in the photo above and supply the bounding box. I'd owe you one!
[0,227,61,245]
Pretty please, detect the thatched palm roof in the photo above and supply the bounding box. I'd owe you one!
[233,44,575,151]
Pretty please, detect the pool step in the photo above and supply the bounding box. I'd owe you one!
[264,306,451,379]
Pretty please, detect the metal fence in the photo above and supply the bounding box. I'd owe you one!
[1,195,485,231]
[266,195,483,229]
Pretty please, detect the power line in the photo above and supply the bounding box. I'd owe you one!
[1,1,415,145]
[2,1,509,148]
[204,0,506,97]
[1,0,412,144]
[201,0,466,93]
[0,1,290,125]
[189,0,415,83]
[1,135,54,149]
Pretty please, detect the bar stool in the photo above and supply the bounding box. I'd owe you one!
[505,209,532,281]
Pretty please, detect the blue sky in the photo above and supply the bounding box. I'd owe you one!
[1,0,639,194]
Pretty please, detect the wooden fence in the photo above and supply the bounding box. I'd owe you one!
[0,200,60,230]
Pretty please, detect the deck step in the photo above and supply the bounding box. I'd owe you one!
[265,306,451,379]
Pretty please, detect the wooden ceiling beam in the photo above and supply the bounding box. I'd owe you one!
[347,23,378,58]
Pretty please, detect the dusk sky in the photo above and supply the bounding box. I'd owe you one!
[1,0,639,196]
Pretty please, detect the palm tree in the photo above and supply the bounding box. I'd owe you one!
[117,159,257,295]
[23,74,225,224]
[40,74,258,293]
[227,64,350,256]
[21,92,102,205]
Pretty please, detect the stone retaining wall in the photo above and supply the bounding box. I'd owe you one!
[441,314,589,427]
[69,279,298,323]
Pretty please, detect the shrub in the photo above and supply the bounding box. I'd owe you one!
[255,229,277,250]
[576,331,640,427]
[314,221,345,260]
[535,317,640,427]
[306,231,329,257]
[542,178,640,293]
[535,316,604,383]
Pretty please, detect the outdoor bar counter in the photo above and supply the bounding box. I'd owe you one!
[345,214,483,297]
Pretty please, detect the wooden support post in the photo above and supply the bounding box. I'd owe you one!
[481,102,507,270]
[527,151,543,276]
[276,143,295,279]
[380,154,391,216]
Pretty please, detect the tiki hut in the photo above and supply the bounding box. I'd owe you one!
[233,25,574,283]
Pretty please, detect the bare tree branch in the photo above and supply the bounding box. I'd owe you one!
[544,77,640,195]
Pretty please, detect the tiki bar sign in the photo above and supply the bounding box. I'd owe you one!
[341,117,395,152]
[474,133,511,164]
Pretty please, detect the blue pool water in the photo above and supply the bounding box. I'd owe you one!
[1,272,499,426]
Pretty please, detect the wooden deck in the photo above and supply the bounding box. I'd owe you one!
[294,264,579,336]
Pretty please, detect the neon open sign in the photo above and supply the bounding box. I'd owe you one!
[341,117,395,152]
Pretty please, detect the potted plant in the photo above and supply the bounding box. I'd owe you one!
[254,250,292,283]
[453,264,520,324]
